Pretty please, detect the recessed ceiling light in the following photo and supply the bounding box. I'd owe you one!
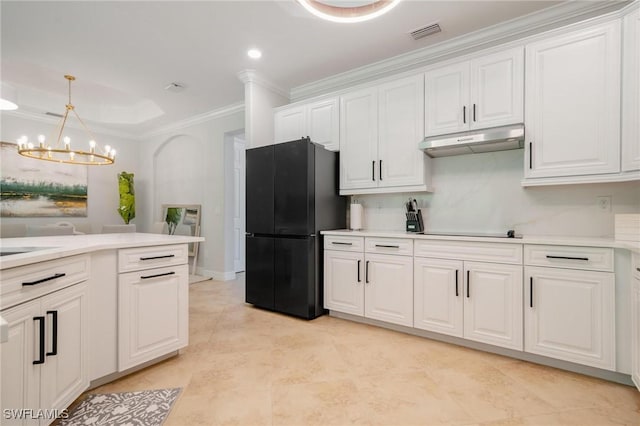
[247,49,262,59]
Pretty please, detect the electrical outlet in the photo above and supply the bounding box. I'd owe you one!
[596,195,612,212]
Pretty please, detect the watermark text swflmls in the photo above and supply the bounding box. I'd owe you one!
[3,408,69,420]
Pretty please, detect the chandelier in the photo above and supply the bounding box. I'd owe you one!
[16,75,116,165]
[297,0,402,23]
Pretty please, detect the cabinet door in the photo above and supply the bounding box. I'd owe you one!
[324,250,364,316]
[246,236,274,310]
[307,98,339,151]
[525,22,621,178]
[40,283,88,414]
[364,253,413,327]
[0,300,40,426]
[470,47,524,129]
[622,8,640,172]
[425,62,469,136]
[464,262,523,350]
[414,257,463,337]
[378,75,426,187]
[525,266,615,370]
[274,141,313,236]
[118,264,189,371]
[246,145,274,235]
[632,275,640,391]
[339,88,378,190]
[273,237,315,319]
[274,105,306,144]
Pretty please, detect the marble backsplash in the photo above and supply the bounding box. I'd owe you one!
[349,150,640,238]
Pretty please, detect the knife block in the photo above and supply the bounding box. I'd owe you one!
[406,209,424,233]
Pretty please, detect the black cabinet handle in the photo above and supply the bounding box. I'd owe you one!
[529,142,533,169]
[22,273,66,287]
[463,106,466,124]
[365,261,370,284]
[33,316,45,365]
[140,254,175,261]
[375,244,400,248]
[46,311,58,356]
[637,267,640,272]
[529,277,534,308]
[473,104,476,122]
[331,242,352,246]
[546,255,589,261]
[466,270,470,298]
[372,161,375,181]
[357,260,361,283]
[455,269,459,297]
[379,160,383,181]
[140,271,176,280]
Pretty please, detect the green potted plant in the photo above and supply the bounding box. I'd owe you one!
[117,172,136,230]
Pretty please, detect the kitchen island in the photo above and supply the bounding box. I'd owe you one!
[0,232,204,425]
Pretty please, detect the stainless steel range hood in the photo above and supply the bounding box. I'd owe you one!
[419,124,525,158]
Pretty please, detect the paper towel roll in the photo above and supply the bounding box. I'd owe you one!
[350,203,363,230]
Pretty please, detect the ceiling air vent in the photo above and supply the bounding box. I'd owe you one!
[45,111,64,118]
[410,23,441,41]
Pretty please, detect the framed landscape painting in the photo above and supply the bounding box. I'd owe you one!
[0,142,88,217]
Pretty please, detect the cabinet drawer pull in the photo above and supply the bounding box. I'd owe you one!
[529,142,532,169]
[357,260,361,283]
[22,273,66,286]
[529,277,534,308]
[331,242,353,246]
[466,270,470,298]
[365,261,370,284]
[546,255,589,261]
[33,316,45,365]
[375,244,400,248]
[140,254,176,261]
[455,269,459,297]
[140,271,176,280]
[473,103,476,122]
[46,310,58,356]
[372,161,375,181]
[463,106,466,124]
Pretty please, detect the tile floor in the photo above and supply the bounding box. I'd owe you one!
[92,274,640,426]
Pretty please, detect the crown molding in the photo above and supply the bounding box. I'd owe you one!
[1,109,140,141]
[290,0,630,101]
[140,102,245,139]
[237,69,289,99]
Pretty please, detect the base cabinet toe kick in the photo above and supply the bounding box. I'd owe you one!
[324,235,635,387]
[0,242,191,425]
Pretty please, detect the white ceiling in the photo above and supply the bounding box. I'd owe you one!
[1,0,567,137]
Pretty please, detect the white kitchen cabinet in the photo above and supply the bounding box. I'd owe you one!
[118,264,189,371]
[340,75,431,195]
[622,8,640,172]
[1,283,88,426]
[524,244,615,371]
[324,250,364,316]
[274,98,339,151]
[524,21,621,179]
[365,253,414,327]
[425,47,523,136]
[464,261,523,350]
[414,257,463,337]
[631,254,640,391]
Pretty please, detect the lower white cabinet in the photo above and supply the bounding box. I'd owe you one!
[365,253,413,327]
[631,254,640,391]
[524,266,615,370]
[118,264,189,371]
[324,250,364,316]
[1,283,88,426]
[464,262,523,350]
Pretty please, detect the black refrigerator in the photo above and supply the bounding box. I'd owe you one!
[245,138,346,319]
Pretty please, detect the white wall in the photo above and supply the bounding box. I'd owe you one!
[240,71,288,148]
[353,149,640,237]
[137,111,245,280]
[0,113,140,233]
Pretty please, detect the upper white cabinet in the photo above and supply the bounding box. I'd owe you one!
[622,8,640,172]
[274,98,339,151]
[425,47,524,136]
[340,75,431,195]
[524,21,622,179]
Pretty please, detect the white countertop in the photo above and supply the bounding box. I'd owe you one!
[0,233,204,270]
[321,229,640,253]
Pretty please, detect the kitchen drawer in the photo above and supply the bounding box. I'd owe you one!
[0,254,90,310]
[324,235,364,252]
[524,245,613,272]
[118,244,188,273]
[414,240,522,264]
[365,237,413,256]
[633,253,640,279]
